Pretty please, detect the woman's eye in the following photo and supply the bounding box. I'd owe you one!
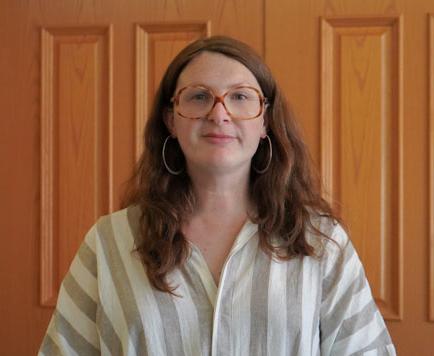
[193,94,208,100]
[187,92,211,102]
[231,93,248,100]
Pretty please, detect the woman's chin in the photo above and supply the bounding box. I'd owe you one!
[188,158,250,175]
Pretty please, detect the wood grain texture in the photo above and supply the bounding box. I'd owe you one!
[321,16,403,320]
[40,26,113,306]
[0,1,265,354]
[40,28,56,307]
[429,14,434,322]
[135,22,209,159]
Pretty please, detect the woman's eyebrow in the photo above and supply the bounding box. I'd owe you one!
[179,82,259,91]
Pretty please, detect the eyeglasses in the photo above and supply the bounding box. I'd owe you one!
[170,85,268,120]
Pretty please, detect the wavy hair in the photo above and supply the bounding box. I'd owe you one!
[122,36,339,294]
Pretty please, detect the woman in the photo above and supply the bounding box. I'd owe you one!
[39,36,396,355]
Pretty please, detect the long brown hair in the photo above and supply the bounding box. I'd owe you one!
[122,36,339,294]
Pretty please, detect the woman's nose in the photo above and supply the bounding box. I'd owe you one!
[207,101,231,124]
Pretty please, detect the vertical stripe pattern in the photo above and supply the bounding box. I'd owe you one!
[181,263,214,354]
[249,247,271,356]
[286,257,304,355]
[267,257,288,356]
[231,235,258,355]
[39,207,396,356]
[96,217,149,354]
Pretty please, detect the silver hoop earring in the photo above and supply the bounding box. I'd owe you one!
[162,135,183,175]
[252,135,272,174]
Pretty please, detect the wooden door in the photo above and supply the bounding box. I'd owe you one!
[266,0,434,354]
[1,0,433,355]
[0,1,263,354]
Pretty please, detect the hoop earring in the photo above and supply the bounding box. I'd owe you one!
[162,135,183,175]
[252,135,272,174]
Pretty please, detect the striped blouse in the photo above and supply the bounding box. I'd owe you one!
[39,206,396,355]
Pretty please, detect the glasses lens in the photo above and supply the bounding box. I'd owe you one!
[178,87,213,118]
[176,86,263,119]
[224,87,261,119]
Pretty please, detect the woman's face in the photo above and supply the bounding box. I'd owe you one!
[165,51,267,175]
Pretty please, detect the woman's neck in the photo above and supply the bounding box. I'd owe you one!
[188,166,251,221]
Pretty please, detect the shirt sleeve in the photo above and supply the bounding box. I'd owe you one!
[38,226,100,356]
[319,224,397,356]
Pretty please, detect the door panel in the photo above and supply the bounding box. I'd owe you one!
[320,16,403,321]
[40,26,112,307]
[1,0,432,354]
[430,13,434,324]
[0,1,263,354]
[267,0,433,354]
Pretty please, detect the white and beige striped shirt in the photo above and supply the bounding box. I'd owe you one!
[39,206,396,355]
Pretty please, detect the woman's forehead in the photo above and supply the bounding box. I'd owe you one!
[175,52,260,92]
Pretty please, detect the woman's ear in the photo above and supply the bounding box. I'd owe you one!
[163,108,176,137]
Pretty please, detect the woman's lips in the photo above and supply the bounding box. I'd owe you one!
[202,133,236,143]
